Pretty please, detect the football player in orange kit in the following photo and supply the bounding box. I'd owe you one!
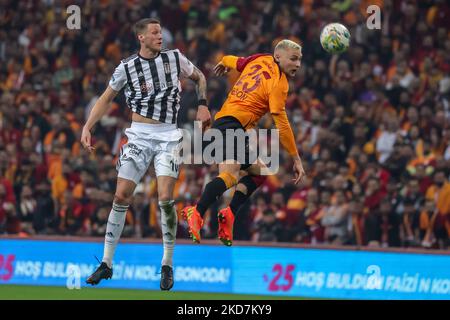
[182,39,306,245]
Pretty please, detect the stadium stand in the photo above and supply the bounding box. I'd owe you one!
[0,0,449,250]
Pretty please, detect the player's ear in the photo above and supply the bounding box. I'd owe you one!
[274,53,280,62]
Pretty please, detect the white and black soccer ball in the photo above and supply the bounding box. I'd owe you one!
[320,23,351,54]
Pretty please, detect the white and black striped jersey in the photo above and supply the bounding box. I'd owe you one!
[109,49,194,124]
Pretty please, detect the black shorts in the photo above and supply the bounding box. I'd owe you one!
[204,116,252,170]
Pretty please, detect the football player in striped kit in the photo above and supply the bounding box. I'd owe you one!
[82,18,211,290]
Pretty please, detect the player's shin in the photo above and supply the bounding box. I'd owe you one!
[229,175,267,214]
[159,200,177,266]
[196,172,237,217]
[102,202,129,268]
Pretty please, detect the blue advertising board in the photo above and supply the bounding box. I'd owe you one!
[0,240,232,293]
[1,239,449,299]
[232,247,450,299]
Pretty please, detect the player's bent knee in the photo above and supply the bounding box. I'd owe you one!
[159,199,175,211]
[158,194,174,203]
[114,193,132,205]
[218,172,238,189]
[239,175,267,196]
[236,183,248,195]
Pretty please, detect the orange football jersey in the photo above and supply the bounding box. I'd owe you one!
[215,54,298,156]
[216,54,288,128]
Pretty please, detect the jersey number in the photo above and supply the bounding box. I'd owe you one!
[236,64,271,93]
[170,159,179,173]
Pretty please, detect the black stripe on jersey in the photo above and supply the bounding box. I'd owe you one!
[159,53,174,123]
[145,59,160,119]
[124,63,136,110]
[133,59,148,115]
[173,51,181,77]
[170,87,179,124]
[171,51,181,124]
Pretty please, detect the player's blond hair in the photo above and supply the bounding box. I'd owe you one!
[274,39,302,52]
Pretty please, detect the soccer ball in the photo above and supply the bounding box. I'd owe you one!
[320,23,350,54]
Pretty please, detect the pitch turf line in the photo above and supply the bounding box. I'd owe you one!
[0,285,308,300]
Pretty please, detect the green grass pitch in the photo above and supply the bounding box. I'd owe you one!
[0,285,307,300]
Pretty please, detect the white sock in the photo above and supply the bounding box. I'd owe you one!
[102,202,128,268]
[159,200,178,267]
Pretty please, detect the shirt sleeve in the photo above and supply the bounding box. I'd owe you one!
[176,49,195,78]
[272,111,299,157]
[221,53,270,72]
[269,79,298,156]
[108,62,127,92]
[221,55,239,69]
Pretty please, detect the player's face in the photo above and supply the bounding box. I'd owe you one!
[140,23,163,52]
[278,48,302,77]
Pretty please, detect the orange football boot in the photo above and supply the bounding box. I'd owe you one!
[218,206,235,246]
[181,206,204,243]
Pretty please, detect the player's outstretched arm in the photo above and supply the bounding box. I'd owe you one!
[214,54,270,76]
[213,55,239,76]
[189,66,211,130]
[81,86,119,152]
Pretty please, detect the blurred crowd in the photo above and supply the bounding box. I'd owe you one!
[0,0,449,249]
